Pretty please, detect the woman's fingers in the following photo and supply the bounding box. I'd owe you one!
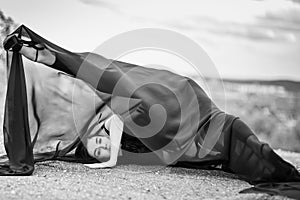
[84,162,116,169]
[84,163,106,168]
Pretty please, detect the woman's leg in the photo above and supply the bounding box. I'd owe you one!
[19,45,81,76]
[16,40,125,95]
[19,46,56,66]
[225,119,300,183]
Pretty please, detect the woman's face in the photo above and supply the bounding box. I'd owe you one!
[86,129,111,161]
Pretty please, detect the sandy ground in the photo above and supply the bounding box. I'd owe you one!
[0,150,298,200]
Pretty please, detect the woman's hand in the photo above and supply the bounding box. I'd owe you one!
[84,160,117,169]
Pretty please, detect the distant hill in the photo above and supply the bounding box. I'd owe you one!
[222,79,300,93]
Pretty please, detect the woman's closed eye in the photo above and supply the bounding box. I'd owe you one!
[94,147,101,158]
[96,137,102,144]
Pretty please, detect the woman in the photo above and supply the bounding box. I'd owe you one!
[2,25,300,198]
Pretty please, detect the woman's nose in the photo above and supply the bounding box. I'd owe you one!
[98,140,110,149]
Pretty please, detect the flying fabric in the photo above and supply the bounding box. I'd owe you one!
[1,25,300,199]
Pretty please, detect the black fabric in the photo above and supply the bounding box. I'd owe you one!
[240,182,300,200]
[2,46,34,175]
[225,119,300,198]
[226,119,300,184]
[3,35,22,52]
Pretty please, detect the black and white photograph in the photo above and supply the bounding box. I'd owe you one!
[0,0,300,199]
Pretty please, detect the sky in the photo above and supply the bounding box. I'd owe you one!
[1,0,300,80]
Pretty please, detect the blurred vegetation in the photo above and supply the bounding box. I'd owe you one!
[205,78,300,152]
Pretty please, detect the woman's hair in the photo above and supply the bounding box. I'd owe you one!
[74,141,100,164]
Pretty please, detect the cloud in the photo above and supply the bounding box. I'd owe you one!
[208,22,297,42]
[79,0,113,7]
[257,7,300,30]
[290,0,300,4]
[166,11,299,43]
[79,0,122,13]
[253,6,300,41]
[159,0,300,43]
